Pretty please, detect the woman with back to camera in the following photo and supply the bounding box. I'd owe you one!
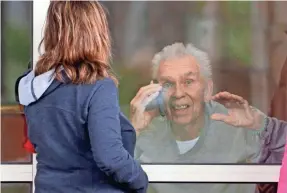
[15,1,148,193]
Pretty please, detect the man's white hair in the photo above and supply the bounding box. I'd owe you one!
[152,42,212,80]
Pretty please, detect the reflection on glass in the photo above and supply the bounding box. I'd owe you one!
[147,183,277,193]
[1,183,31,193]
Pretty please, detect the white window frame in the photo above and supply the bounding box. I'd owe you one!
[1,160,282,183]
[0,1,282,192]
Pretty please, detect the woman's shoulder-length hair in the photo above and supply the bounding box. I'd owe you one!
[35,1,118,85]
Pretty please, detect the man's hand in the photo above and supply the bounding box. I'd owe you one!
[210,91,265,130]
[130,82,162,135]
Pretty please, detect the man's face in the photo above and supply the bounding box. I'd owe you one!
[157,55,210,125]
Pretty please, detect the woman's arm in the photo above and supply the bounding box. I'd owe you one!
[88,78,148,192]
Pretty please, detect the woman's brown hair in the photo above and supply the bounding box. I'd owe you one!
[35,1,118,85]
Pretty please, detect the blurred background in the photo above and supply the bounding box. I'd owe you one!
[1,1,287,193]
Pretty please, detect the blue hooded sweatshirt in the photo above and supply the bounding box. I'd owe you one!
[16,69,148,193]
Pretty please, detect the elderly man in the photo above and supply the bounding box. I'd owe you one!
[130,43,287,193]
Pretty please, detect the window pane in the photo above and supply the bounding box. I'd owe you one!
[1,183,31,193]
[147,183,278,193]
[1,107,32,163]
[1,1,32,104]
[1,1,32,163]
[100,1,287,165]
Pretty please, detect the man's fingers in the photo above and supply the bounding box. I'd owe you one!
[213,92,252,115]
[136,86,162,104]
[212,91,230,100]
[230,94,244,104]
[210,113,233,124]
[212,92,231,103]
[212,92,247,106]
[130,84,163,115]
[131,84,161,105]
[210,113,228,121]
[218,92,243,102]
[243,102,253,118]
[141,91,160,108]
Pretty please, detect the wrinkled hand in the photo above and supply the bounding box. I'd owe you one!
[130,83,161,135]
[210,92,264,130]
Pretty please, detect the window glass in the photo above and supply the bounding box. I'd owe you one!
[1,1,32,163]
[101,1,287,165]
[1,183,32,193]
[1,1,32,104]
[1,110,32,163]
